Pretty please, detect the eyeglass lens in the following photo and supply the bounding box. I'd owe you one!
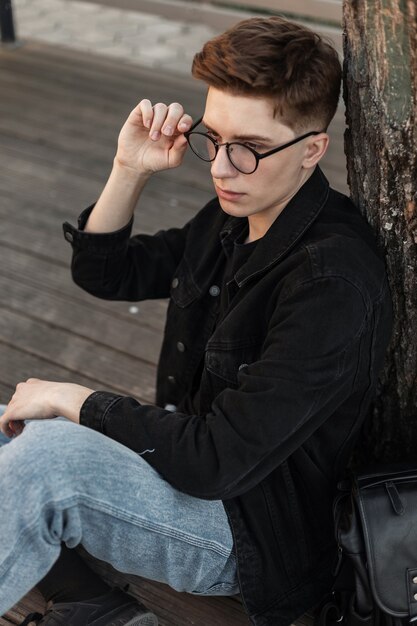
[187,133,257,174]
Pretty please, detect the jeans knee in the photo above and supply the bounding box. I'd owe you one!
[5,420,82,490]
[20,417,78,449]
[1,421,94,550]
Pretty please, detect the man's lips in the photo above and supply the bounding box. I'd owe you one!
[215,185,245,200]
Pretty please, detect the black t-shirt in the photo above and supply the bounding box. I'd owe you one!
[179,224,258,414]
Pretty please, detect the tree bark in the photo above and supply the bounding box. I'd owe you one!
[343,0,417,464]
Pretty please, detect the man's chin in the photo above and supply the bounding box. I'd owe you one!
[217,197,251,217]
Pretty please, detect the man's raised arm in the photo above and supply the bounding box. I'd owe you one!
[84,99,193,233]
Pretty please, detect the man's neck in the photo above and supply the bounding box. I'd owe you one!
[246,167,315,243]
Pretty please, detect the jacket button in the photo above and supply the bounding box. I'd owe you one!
[167,375,176,384]
[176,341,185,352]
[171,277,179,288]
[64,231,74,243]
[164,403,177,412]
[209,285,220,297]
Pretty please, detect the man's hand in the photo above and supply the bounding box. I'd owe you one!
[0,379,95,438]
[83,99,193,234]
[115,100,193,175]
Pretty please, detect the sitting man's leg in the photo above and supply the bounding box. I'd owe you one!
[0,407,238,623]
[0,409,154,624]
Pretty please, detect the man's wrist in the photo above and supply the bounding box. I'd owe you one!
[51,383,95,424]
[112,157,152,185]
[84,160,149,233]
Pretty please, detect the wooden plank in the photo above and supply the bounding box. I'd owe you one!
[0,67,205,130]
[0,244,169,331]
[0,180,195,248]
[0,157,212,222]
[0,589,45,626]
[0,342,122,394]
[0,132,213,198]
[0,53,207,166]
[0,274,163,364]
[0,381,14,404]
[0,152,208,230]
[0,40,206,106]
[0,308,157,400]
[0,43,212,195]
[0,111,213,197]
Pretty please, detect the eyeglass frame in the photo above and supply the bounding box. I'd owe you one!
[183,117,324,174]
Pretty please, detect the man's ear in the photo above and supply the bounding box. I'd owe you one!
[302,133,329,168]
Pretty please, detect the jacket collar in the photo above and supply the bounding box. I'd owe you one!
[219,166,330,287]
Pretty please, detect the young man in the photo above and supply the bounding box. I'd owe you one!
[0,15,393,626]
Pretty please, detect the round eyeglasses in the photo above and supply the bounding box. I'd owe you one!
[184,117,323,175]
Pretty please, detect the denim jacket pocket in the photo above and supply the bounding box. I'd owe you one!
[170,261,200,308]
[205,337,262,387]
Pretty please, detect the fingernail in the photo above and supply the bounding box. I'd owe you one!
[151,131,160,140]
[179,122,188,130]
[163,126,173,136]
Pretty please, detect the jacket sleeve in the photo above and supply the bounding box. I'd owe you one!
[79,276,369,499]
[62,204,193,301]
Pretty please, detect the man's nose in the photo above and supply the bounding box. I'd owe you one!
[210,145,238,179]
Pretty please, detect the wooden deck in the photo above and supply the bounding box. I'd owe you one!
[0,40,347,625]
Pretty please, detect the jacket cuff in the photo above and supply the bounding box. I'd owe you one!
[62,204,134,253]
[80,390,124,433]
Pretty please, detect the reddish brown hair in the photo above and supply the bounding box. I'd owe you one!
[192,16,341,131]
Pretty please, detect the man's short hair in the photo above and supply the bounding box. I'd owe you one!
[192,16,341,132]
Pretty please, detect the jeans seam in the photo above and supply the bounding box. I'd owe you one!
[79,496,233,558]
[1,491,232,575]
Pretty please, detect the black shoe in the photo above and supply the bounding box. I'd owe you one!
[20,587,158,626]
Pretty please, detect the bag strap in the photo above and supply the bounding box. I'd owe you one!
[314,558,354,626]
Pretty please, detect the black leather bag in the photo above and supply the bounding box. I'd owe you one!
[315,465,417,626]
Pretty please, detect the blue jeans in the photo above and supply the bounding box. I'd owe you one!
[0,406,238,614]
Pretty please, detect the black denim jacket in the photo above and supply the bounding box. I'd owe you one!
[63,167,393,626]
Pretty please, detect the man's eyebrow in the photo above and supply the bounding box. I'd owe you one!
[201,120,271,143]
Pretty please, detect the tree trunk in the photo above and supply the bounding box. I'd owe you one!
[343,0,417,464]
